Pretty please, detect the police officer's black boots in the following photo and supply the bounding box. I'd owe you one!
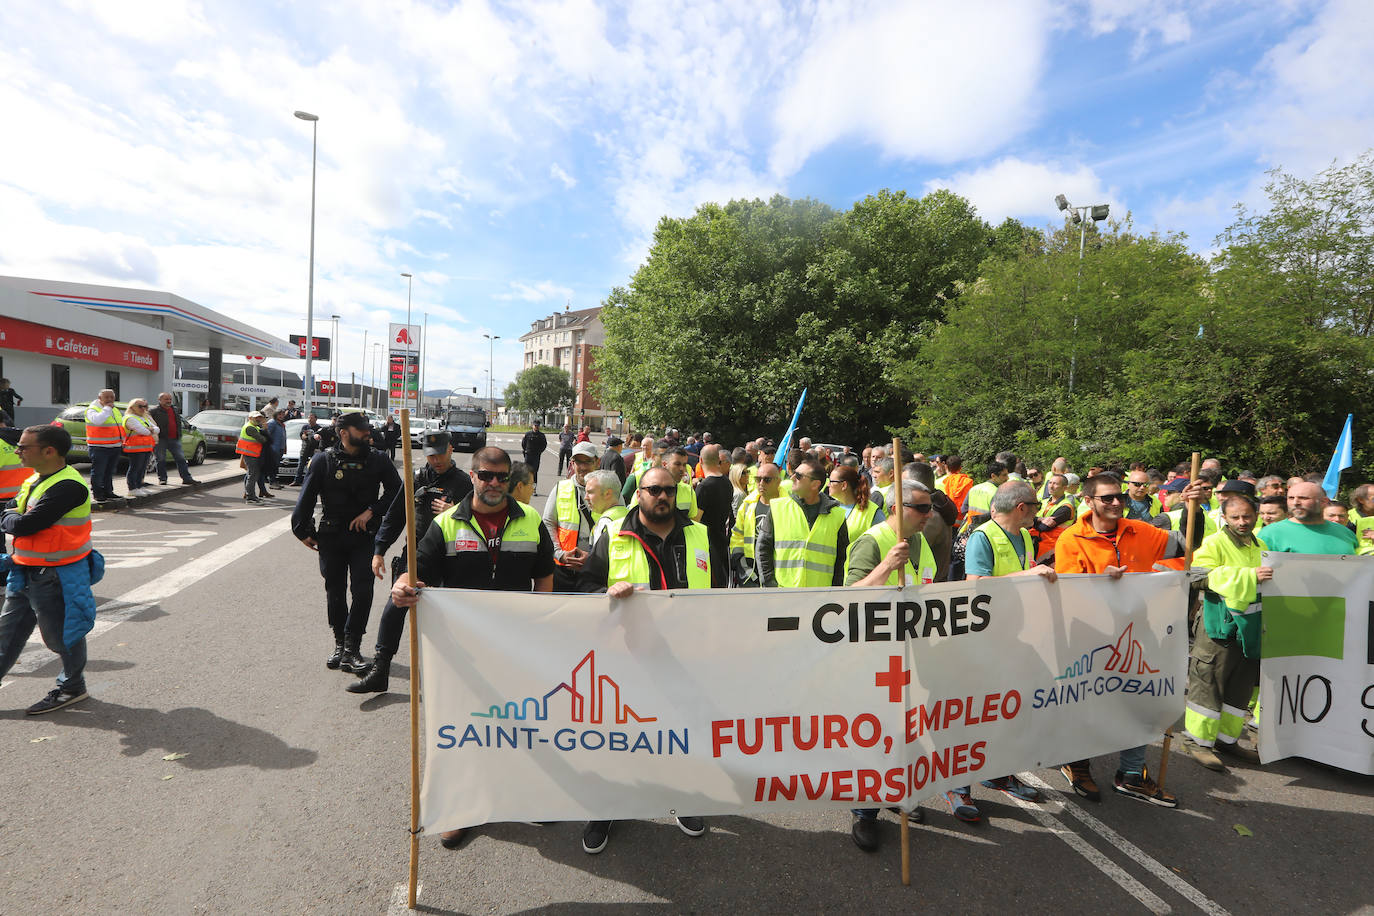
[346,650,392,694]
[326,634,346,670]
[339,636,369,674]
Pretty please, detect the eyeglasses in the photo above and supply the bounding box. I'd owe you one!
[1128,480,1149,487]
[474,470,510,483]
[827,478,847,486]
[640,484,675,497]
[791,472,822,482]
[13,443,36,452]
[904,502,933,512]
[756,475,777,483]
[1092,493,1128,504]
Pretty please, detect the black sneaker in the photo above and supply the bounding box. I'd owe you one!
[675,815,706,837]
[851,815,881,852]
[582,820,611,854]
[439,828,468,849]
[26,687,89,715]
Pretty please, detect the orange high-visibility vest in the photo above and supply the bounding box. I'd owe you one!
[0,440,33,501]
[84,404,124,448]
[123,415,157,453]
[235,422,263,458]
[11,465,93,566]
[552,478,585,563]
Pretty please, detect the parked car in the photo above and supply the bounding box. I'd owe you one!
[409,417,444,448]
[53,402,208,466]
[277,418,334,481]
[812,443,852,461]
[186,409,251,457]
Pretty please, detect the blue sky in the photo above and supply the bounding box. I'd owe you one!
[1,0,1370,394]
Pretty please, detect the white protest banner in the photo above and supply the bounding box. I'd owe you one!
[417,573,1188,832]
[1259,553,1374,774]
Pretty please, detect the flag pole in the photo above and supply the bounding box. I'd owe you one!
[401,409,422,908]
[1158,451,1200,793]
[892,436,910,888]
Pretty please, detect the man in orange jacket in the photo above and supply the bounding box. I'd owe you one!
[1054,472,1206,809]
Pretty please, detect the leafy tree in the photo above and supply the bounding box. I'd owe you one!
[503,365,574,418]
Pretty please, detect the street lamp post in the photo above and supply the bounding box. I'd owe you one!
[360,329,368,408]
[373,342,383,412]
[294,110,319,410]
[330,313,340,409]
[483,333,499,422]
[400,272,414,412]
[1054,194,1110,396]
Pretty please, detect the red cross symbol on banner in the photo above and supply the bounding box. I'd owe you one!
[874,654,910,703]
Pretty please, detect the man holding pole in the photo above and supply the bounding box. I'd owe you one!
[1054,473,1206,807]
[390,445,555,849]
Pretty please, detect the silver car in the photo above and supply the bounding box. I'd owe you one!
[278,418,334,480]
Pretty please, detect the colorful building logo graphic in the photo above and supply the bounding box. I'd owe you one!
[471,649,657,724]
[1056,622,1159,681]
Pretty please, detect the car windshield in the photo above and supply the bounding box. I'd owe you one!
[447,410,485,427]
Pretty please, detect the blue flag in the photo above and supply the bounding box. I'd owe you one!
[1322,413,1353,500]
[775,388,807,461]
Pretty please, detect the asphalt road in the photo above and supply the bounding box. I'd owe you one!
[2,434,1371,915]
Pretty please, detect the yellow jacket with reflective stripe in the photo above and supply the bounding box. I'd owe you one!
[768,496,845,588]
[605,517,712,589]
[11,465,93,566]
[847,519,936,586]
[973,520,1035,577]
[0,440,32,501]
[843,501,881,553]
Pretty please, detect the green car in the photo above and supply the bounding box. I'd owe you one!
[53,402,208,466]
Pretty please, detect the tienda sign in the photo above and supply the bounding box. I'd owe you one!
[0,316,160,371]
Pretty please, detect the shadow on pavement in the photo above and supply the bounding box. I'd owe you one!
[0,699,317,771]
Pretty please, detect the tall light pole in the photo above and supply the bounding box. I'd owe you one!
[1054,194,1109,396]
[400,271,414,412]
[373,342,383,412]
[420,310,429,417]
[483,333,499,422]
[330,313,340,408]
[294,110,319,410]
[360,329,368,408]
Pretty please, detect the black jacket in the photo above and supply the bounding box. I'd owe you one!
[148,405,182,442]
[577,505,723,592]
[291,445,402,541]
[415,495,555,590]
[374,462,474,555]
[521,429,547,460]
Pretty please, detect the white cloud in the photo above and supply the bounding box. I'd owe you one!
[924,157,1117,223]
[769,0,1052,176]
[550,163,578,190]
[494,280,575,302]
[1081,0,1196,56]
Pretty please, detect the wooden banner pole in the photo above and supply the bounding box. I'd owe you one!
[891,437,910,888]
[401,409,422,909]
[1157,450,1201,793]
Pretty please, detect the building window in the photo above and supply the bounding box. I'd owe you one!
[52,364,70,404]
[106,370,120,399]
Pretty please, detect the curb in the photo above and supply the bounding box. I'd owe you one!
[92,472,245,512]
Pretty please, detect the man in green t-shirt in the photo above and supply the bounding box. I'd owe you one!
[1255,481,1358,555]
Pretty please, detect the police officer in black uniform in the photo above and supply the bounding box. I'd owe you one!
[347,431,473,694]
[292,410,401,673]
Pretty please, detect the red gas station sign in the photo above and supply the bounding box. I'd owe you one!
[318,380,336,395]
[0,316,161,370]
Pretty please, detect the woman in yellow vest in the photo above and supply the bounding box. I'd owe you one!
[827,465,884,557]
[121,399,158,497]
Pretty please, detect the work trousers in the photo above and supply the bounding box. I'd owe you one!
[1184,617,1259,748]
[90,446,120,500]
[317,534,375,641]
[0,565,87,693]
[243,456,266,497]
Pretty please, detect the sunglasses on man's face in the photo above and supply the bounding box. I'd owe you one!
[474,470,510,483]
[756,475,777,483]
[904,502,933,513]
[1093,492,1128,504]
[640,484,675,497]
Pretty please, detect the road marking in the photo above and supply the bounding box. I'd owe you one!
[1003,786,1172,914]
[1019,772,1232,916]
[387,882,421,915]
[3,515,294,680]
[84,527,216,569]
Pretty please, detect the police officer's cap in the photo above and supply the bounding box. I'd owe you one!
[335,410,371,431]
[423,431,452,455]
[1216,479,1257,499]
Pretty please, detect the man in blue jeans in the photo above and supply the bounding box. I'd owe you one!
[0,424,103,715]
[150,392,198,486]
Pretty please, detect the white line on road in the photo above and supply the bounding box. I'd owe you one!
[387,882,421,915]
[1004,787,1172,914]
[1018,771,1231,916]
[3,515,294,681]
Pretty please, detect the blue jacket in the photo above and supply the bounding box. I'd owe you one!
[2,550,106,647]
[266,419,288,452]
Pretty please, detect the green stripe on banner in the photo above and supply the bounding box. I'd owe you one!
[1261,595,1345,660]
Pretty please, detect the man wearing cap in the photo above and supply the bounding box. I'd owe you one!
[84,388,123,504]
[542,440,598,591]
[521,421,548,492]
[349,431,473,693]
[600,435,627,485]
[292,410,402,674]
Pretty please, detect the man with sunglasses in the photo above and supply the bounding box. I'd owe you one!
[293,410,402,674]
[390,446,555,850]
[1124,469,1163,522]
[730,462,782,586]
[948,480,1057,821]
[576,465,720,853]
[757,456,848,589]
[1054,473,1206,809]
